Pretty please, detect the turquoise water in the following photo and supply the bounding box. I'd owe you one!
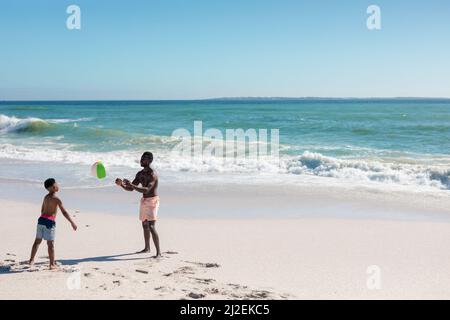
[1,99,449,190]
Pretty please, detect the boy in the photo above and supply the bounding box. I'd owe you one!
[115,151,161,258]
[29,178,77,269]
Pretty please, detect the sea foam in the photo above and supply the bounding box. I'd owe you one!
[0,142,449,190]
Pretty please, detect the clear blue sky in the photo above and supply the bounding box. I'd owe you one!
[0,0,449,100]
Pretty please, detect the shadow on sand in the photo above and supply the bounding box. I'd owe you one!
[0,252,149,274]
[58,252,150,265]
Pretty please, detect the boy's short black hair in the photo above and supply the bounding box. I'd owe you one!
[142,151,153,163]
[44,178,56,189]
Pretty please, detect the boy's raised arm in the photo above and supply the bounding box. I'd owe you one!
[57,198,77,231]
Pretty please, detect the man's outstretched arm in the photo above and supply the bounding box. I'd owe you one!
[124,179,155,195]
[116,174,139,191]
[116,178,134,191]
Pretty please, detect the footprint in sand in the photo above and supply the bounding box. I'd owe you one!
[245,290,272,299]
[228,283,247,289]
[154,286,175,293]
[3,262,37,273]
[187,292,206,299]
[189,277,215,285]
[113,280,121,286]
[205,288,220,295]
[111,272,126,278]
[176,266,196,275]
[163,266,193,277]
[164,251,179,255]
[184,261,220,268]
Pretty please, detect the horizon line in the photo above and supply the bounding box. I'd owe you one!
[2,96,450,102]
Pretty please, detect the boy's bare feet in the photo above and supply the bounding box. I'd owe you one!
[152,254,162,259]
[136,248,150,254]
[28,260,34,266]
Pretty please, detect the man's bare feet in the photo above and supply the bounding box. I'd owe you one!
[49,264,59,270]
[28,260,34,266]
[136,248,150,254]
[152,254,162,259]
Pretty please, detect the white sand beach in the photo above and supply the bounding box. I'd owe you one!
[1,0,450,303]
[1,181,450,300]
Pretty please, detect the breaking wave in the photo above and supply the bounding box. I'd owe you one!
[0,114,93,134]
[0,141,449,190]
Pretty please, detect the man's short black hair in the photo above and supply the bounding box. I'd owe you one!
[44,178,56,189]
[142,151,153,163]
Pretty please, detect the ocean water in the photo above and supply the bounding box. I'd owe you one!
[0,99,449,191]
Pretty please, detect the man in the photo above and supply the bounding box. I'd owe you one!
[115,151,161,257]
